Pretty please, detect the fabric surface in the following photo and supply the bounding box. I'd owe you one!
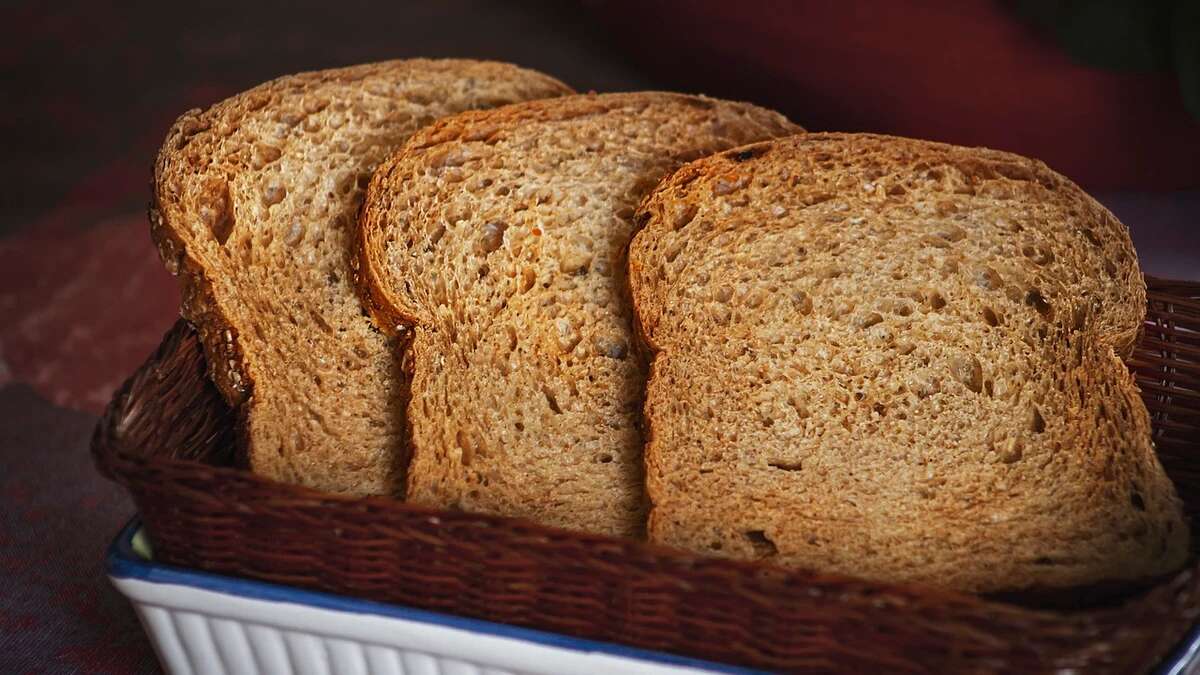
[0,1,1195,673]
[0,385,156,674]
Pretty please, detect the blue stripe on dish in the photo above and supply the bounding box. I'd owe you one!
[107,518,766,674]
[110,518,1200,674]
[1158,621,1200,675]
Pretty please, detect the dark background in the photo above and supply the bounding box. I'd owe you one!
[0,1,1196,672]
[1,1,656,230]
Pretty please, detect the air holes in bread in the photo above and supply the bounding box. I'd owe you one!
[456,430,473,466]
[1022,244,1054,265]
[727,145,769,163]
[854,312,883,329]
[1025,289,1053,321]
[982,306,1000,327]
[951,354,983,393]
[284,221,305,246]
[1131,490,1146,511]
[672,203,697,230]
[199,179,235,245]
[744,530,778,557]
[791,290,813,315]
[262,182,286,207]
[479,221,507,254]
[543,388,562,414]
[520,268,536,293]
[1030,406,1046,433]
[975,266,1003,291]
[426,225,446,252]
[788,397,810,418]
[252,143,282,169]
[935,223,966,243]
[664,242,684,264]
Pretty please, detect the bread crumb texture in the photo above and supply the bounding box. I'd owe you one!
[629,133,1186,592]
[152,59,572,495]
[359,92,798,535]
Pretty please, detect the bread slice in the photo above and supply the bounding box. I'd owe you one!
[151,59,571,495]
[357,92,798,535]
[629,133,1187,592]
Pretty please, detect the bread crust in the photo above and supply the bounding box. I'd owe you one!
[629,132,1184,593]
[358,92,798,534]
[151,152,253,406]
[357,92,798,330]
[151,59,572,494]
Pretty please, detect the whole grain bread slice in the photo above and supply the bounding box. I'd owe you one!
[357,92,798,535]
[151,59,571,496]
[628,132,1186,593]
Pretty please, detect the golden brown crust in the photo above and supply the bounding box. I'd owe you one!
[150,59,572,495]
[150,199,252,406]
[629,132,1183,593]
[358,91,799,535]
[351,186,420,337]
[633,132,1146,355]
[359,92,801,329]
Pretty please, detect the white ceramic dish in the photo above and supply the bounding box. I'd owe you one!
[107,519,1200,674]
[107,519,757,675]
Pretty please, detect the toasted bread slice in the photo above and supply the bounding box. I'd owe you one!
[629,133,1185,592]
[151,59,571,495]
[358,93,798,535]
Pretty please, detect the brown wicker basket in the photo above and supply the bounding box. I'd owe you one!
[93,278,1200,674]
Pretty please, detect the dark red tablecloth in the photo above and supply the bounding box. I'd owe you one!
[1,2,1196,673]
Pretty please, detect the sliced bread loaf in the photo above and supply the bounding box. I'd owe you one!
[151,59,571,496]
[628,133,1186,592]
[357,93,798,535]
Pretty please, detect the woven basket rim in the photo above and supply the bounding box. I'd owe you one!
[90,274,1200,673]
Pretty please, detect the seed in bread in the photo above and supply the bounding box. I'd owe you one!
[151,59,572,495]
[357,92,799,535]
[628,132,1186,592]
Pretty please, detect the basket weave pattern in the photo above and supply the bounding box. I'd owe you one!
[93,279,1200,673]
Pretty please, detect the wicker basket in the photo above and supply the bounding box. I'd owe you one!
[93,278,1200,674]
